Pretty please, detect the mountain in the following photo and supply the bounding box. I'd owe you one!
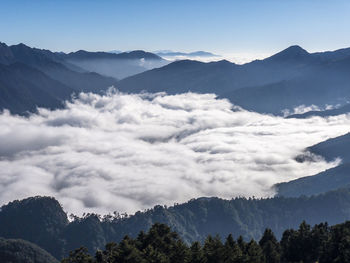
[155,50,220,58]
[0,63,74,114]
[2,42,350,115]
[0,238,59,263]
[64,49,169,79]
[118,45,350,114]
[276,133,350,197]
[3,189,350,258]
[117,59,239,94]
[265,45,311,62]
[0,42,118,92]
[227,53,350,113]
[65,50,161,60]
[0,42,119,113]
[0,196,68,258]
[313,47,350,61]
[308,132,350,163]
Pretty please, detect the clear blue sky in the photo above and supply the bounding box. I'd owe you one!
[1,0,350,56]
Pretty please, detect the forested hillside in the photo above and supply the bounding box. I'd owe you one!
[2,188,350,259]
[61,221,350,263]
[0,238,58,263]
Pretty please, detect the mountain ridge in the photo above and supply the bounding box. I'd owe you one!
[3,189,350,258]
[118,44,350,114]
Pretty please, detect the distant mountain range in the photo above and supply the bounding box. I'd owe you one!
[118,45,350,115]
[155,50,220,58]
[2,42,350,115]
[64,49,169,79]
[0,42,169,114]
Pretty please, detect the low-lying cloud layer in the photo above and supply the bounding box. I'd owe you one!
[0,91,350,215]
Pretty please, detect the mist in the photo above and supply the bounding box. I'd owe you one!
[0,90,349,215]
[67,59,169,79]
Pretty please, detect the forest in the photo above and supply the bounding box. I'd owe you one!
[62,221,350,263]
[2,189,350,260]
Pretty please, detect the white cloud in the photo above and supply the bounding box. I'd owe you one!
[0,91,349,215]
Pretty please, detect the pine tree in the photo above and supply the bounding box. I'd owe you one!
[116,236,145,263]
[203,235,224,263]
[246,240,263,263]
[61,247,94,263]
[223,234,243,263]
[259,229,280,263]
[187,242,205,263]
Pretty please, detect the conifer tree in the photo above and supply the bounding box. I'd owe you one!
[259,229,280,263]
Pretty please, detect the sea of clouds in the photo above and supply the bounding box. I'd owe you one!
[0,91,350,215]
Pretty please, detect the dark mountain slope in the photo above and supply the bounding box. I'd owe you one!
[276,164,350,198]
[0,42,118,93]
[117,59,240,94]
[226,54,350,113]
[277,133,350,197]
[0,42,119,113]
[309,133,350,163]
[3,190,350,258]
[226,65,350,114]
[0,196,68,258]
[41,61,117,93]
[117,47,317,97]
[0,63,74,114]
[0,238,59,263]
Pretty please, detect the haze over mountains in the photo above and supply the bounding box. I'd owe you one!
[0,42,167,114]
[1,41,350,116]
[154,50,221,62]
[64,49,169,79]
[118,45,350,115]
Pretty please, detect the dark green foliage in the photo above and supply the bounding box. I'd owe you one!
[202,235,224,263]
[0,196,68,258]
[4,189,350,259]
[62,220,350,263]
[0,237,58,263]
[259,229,280,263]
[223,234,242,263]
[188,242,205,263]
[61,247,94,263]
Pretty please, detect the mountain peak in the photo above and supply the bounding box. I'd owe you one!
[283,45,308,54]
[12,42,31,50]
[268,45,310,61]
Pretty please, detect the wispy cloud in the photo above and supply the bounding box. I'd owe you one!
[0,91,349,215]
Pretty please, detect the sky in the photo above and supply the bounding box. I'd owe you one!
[1,0,350,61]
